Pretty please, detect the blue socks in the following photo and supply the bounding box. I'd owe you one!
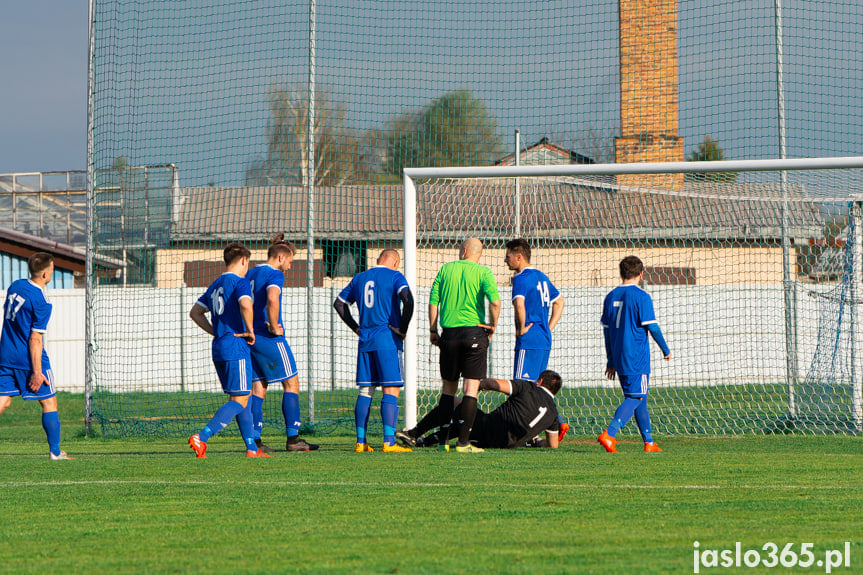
[283,392,301,438]
[607,396,642,438]
[234,402,257,451]
[251,391,301,441]
[607,395,654,442]
[634,396,654,443]
[381,394,399,446]
[354,393,373,444]
[250,394,264,440]
[42,411,61,456]
[200,400,245,442]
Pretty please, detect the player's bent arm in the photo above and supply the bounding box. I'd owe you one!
[333,298,359,334]
[645,322,671,358]
[428,304,441,345]
[512,296,528,334]
[544,429,559,449]
[189,303,214,336]
[602,324,613,368]
[484,300,501,337]
[479,378,511,395]
[265,285,283,335]
[238,296,255,344]
[28,331,44,374]
[27,331,48,391]
[398,289,414,334]
[428,303,439,331]
[549,296,565,332]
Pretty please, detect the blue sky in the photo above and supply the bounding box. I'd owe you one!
[0,1,88,173]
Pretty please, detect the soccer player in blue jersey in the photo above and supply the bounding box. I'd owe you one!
[334,249,414,453]
[504,239,565,381]
[599,255,670,453]
[504,239,569,441]
[246,234,319,453]
[0,253,72,460]
[188,243,270,458]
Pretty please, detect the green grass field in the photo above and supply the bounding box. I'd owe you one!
[1,394,861,574]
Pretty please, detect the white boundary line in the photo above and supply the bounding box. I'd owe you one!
[0,479,856,490]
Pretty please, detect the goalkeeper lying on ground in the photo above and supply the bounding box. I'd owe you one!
[396,370,564,449]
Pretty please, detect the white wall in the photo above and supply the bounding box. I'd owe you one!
[1,283,835,394]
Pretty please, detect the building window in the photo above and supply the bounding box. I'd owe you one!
[321,240,367,278]
[643,266,696,286]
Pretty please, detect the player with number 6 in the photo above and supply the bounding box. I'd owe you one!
[334,249,414,453]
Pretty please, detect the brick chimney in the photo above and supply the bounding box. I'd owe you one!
[614,0,684,189]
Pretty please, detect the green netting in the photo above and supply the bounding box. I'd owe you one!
[88,0,863,437]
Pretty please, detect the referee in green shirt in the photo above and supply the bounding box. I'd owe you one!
[428,237,501,452]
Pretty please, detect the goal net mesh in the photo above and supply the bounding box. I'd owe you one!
[410,170,863,435]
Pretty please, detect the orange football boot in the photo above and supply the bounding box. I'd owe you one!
[246,449,273,458]
[188,434,208,458]
[597,430,619,453]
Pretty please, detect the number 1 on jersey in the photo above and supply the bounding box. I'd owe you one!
[528,406,548,428]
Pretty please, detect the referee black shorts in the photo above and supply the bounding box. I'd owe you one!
[439,326,489,382]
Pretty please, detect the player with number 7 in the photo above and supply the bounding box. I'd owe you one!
[598,255,671,453]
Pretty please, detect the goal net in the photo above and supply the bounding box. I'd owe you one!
[402,159,863,435]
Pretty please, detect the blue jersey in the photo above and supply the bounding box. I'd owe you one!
[338,266,410,352]
[0,279,52,370]
[601,284,662,376]
[512,267,560,351]
[246,263,285,335]
[195,273,253,361]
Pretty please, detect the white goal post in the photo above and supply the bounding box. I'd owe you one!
[402,156,863,432]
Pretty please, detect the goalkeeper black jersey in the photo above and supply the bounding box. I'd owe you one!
[483,379,560,448]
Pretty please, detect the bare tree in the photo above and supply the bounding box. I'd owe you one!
[560,127,616,165]
[246,86,363,187]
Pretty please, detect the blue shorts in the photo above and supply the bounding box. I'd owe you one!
[214,358,252,395]
[619,373,649,397]
[249,336,298,384]
[357,348,403,387]
[0,361,56,401]
[513,349,550,382]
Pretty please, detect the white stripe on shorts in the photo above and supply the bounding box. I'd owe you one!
[515,349,527,379]
[277,341,298,378]
[47,369,55,395]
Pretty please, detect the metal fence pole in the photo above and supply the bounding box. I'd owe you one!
[84,0,97,434]
[852,202,863,430]
[305,0,317,424]
[774,0,798,417]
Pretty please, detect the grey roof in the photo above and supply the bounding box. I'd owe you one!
[170,180,825,243]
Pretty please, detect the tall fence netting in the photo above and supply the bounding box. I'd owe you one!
[88,0,863,436]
